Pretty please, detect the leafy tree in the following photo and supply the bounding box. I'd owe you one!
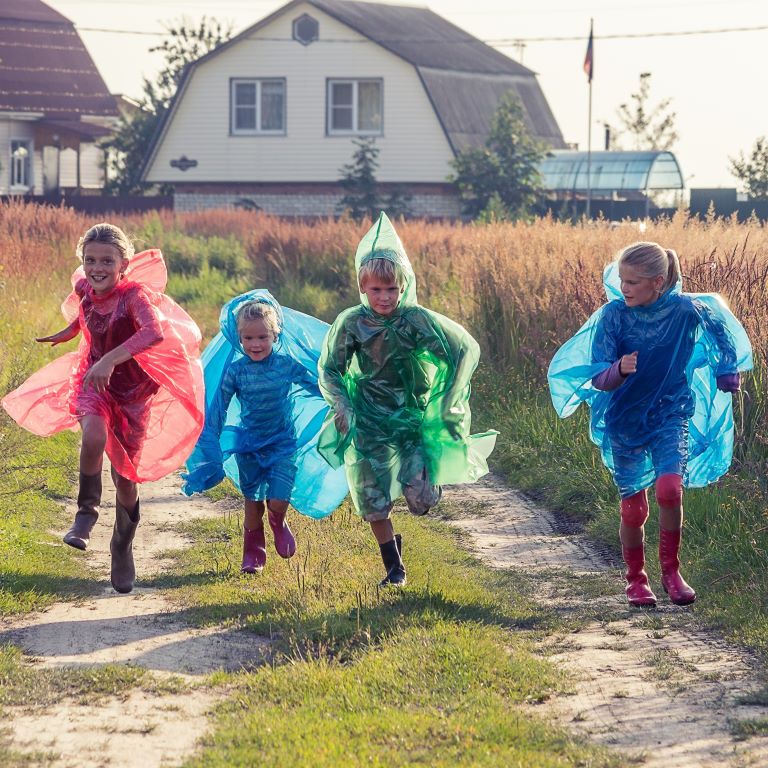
[337,138,412,220]
[729,137,768,198]
[450,93,548,220]
[103,17,231,195]
[606,72,678,151]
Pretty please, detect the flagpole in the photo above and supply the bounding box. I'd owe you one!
[586,18,593,220]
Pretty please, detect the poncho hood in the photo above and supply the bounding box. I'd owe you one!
[356,212,417,310]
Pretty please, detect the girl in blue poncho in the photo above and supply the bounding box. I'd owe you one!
[549,242,752,607]
[182,291,348,574]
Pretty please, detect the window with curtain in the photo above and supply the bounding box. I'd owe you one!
[327,79,382,135]
[231,79,286,135]
[10,140,32,188]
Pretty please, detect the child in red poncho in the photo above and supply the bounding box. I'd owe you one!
[2,223,204,593]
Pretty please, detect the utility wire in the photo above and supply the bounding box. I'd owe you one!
[74,22,768,42]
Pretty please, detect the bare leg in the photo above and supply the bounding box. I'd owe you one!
[79,414,107,475]
[244,499,265,530]
[369,518,395,544]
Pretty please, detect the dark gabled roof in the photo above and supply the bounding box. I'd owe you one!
[0,0,118,117]
[310,0,532,76]
[419,69,566,153]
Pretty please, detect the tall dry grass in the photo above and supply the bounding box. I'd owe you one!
[1,202,767,470]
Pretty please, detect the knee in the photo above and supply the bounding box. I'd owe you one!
[80,425,106,456]
[620,490,649,528]
[266,499,288,515]
[656,473,682,508]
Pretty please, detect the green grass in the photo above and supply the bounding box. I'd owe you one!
[472,364,768,659]
[0,428,98,615]
[186,623,614,768]
[150,498,552,660]
[151,495,616,767]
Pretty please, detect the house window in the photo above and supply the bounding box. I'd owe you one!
[327,79,382,135]
[231,79,286,135]
[293,14,319,46]
[10,140,32,188]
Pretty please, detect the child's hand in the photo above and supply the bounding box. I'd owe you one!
[619,351,639,376]
[35,334,63,346]
[716,373,741,393]
[82,358,115,393]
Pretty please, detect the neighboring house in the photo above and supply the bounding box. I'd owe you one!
[0,0,118,195]
[141,0,566,217]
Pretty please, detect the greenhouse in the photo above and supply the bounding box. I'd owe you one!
[539,150,685,210]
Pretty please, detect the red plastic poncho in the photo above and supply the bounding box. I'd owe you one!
[2,250,205,482]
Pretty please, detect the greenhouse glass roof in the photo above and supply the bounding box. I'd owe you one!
[539,150,684,192]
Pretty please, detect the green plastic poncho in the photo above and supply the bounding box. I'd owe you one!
[318,212,497,517]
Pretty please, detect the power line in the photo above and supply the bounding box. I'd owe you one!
[75,22,768,43]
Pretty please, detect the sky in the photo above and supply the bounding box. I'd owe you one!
[45,0,768,188]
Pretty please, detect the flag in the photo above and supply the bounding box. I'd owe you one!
[583,21,594,83]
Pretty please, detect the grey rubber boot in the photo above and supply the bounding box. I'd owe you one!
[63,472,102,550]
[110,498,140,594]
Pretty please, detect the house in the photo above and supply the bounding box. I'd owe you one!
[0,0,118,195]
[141,0,566,217]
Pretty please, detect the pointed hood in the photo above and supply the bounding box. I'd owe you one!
[355,212,417,309]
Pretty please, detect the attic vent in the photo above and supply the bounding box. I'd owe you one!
[293,14,319,46]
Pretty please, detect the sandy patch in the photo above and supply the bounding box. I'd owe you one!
[445,474,768,768]
[1,472,266,766]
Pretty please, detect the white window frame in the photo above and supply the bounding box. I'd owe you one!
[10,139,33,190]
[230,78,286,136]
[327,79,383,136]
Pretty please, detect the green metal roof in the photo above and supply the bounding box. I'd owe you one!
[539,150,684,192]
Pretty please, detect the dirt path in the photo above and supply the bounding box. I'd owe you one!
[0,470,265,768]
[446,475,768,768]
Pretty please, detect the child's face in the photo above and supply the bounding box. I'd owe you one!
[619,264,665,307]
[82,242,128,295]
[361,277,403,316]
[239,318,276,362]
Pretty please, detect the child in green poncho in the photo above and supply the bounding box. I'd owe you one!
[318,213,497,586]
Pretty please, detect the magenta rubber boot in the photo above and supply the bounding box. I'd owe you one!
[241,526,267,574]
[659,528,696,605]
[622,544,657,607]
[268,508,296,559]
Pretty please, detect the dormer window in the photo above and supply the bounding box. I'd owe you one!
[293,14,319,46]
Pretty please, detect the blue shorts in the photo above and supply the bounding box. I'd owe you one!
[235,453,297,502]
[611,419,688,499]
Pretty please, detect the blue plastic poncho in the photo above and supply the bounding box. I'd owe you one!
[548,262,752,496]
[318,212,497,517]
[182,290,348,519]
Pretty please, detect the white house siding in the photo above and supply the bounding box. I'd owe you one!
[145,3,455,186]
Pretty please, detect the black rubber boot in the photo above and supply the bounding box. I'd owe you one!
[63,472,102,550]
[110,498,140,594]
[379,534,406,587]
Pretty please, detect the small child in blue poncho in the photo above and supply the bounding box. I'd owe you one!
[548,242,752,607]
[182,291,348,574]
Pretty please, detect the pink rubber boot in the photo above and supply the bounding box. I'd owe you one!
[622,544,657,607]
[268,508,296,559]
[241,526,267,573]
[659,528,696,605]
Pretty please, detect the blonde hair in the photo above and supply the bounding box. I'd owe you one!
[76,222,134,262]
[236,300,281,337]
[618,241,681,294]
[358,255,405,291]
